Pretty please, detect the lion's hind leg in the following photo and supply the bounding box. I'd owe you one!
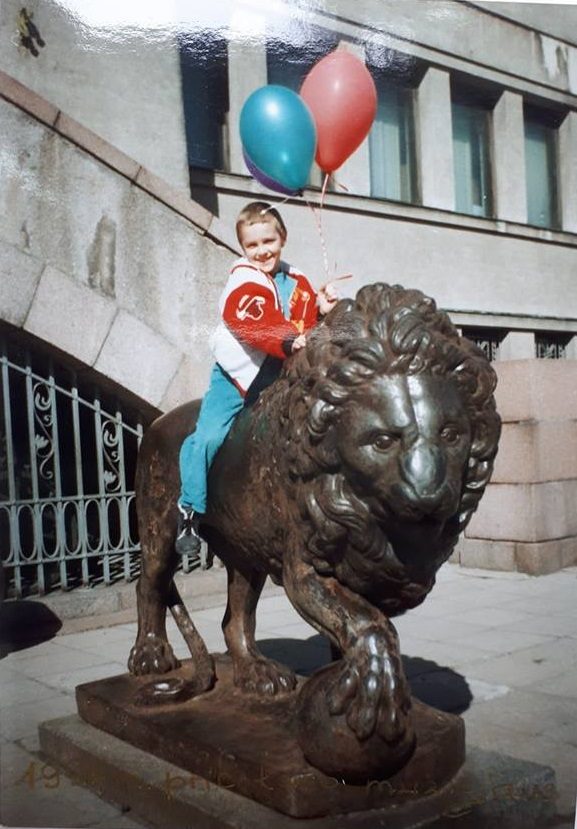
[223,560,296,695]
[128,513,181,676]
[129,531,215,693]
[128,435,182,676]
[128,400,213,683]
[168,580,215,692]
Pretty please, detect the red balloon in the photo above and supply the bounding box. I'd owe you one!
[300,50,377,174]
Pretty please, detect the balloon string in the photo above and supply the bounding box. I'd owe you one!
[258,193,293,216]
[320,172,330,209]
[305,200,328,283]
[306,175,354,288]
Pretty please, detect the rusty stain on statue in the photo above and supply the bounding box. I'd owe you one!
[120,282,500,792]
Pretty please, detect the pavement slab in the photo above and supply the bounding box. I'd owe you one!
[459,637,577,688]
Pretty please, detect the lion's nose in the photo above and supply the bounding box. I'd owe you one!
[401,442,447,508]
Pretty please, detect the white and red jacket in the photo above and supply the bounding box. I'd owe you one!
[210,258,319,394]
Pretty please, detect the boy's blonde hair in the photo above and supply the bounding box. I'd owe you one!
[236,201,287,245]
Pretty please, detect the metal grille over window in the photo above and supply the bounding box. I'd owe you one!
[535,332,571,359]
[0,333,146,598]
[462,328,503,362]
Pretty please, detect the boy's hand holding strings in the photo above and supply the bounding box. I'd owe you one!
[293,273,352,351]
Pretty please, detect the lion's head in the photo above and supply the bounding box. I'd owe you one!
[270,283,501,612]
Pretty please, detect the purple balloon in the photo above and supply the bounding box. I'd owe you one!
[243,148,300,196]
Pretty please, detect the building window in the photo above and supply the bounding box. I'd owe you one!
[462,327,503,362]
[266,30,338,94]
[266,30,338,188]
[452,100,492,217]
[369,78,417,203]
[179,33,229,171]
[535,332,571,359]
[524,106,560,229]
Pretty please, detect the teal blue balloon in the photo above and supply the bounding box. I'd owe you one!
[240,85,316,193]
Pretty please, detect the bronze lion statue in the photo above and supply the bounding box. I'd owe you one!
[128,283,500,781]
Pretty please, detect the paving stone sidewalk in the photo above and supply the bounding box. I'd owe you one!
[1,564,576,828]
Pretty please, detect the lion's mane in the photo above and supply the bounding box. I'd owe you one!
[262,283,501,611]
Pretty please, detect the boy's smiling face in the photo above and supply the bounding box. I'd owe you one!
[239,220,285,276]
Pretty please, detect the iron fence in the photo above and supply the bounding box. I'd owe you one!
[0,332,146,598]
[462,327,502,362]
[535,332,570,360]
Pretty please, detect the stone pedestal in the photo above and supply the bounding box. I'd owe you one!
[39,715,556,829]
[72,656,465,819]
[36,655,557,827]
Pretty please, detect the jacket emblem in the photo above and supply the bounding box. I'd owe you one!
[237,294,266,321]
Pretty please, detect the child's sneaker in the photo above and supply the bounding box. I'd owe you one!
[175,504,202,559]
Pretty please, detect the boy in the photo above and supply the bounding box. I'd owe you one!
[176,201,338,557]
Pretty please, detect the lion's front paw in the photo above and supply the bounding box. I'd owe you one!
[327,628,410,742]
[128,633,180,675]
[233,655,296,696]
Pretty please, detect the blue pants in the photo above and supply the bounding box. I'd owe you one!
[179,364,244,513]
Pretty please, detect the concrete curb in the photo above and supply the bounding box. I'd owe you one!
[32,568,283,635]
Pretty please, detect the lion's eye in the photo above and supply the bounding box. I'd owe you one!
[373,434,396,452]
[440,425,460,444]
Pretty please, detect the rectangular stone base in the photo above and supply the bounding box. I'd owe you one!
[39,715,556,829]
[74,657,465,818]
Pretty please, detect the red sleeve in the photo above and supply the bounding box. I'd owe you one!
[223,282,299,359]
[295,274,320,332]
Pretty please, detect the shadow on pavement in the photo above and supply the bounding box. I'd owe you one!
[0,599,62,658]
[258,634,473,714]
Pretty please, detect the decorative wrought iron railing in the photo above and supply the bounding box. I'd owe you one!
[0,331,148,598]
[461,327,502,362]
[535,332,570,360]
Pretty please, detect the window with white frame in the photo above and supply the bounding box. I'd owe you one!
[452,97,493,218]
[524,105,560,229]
